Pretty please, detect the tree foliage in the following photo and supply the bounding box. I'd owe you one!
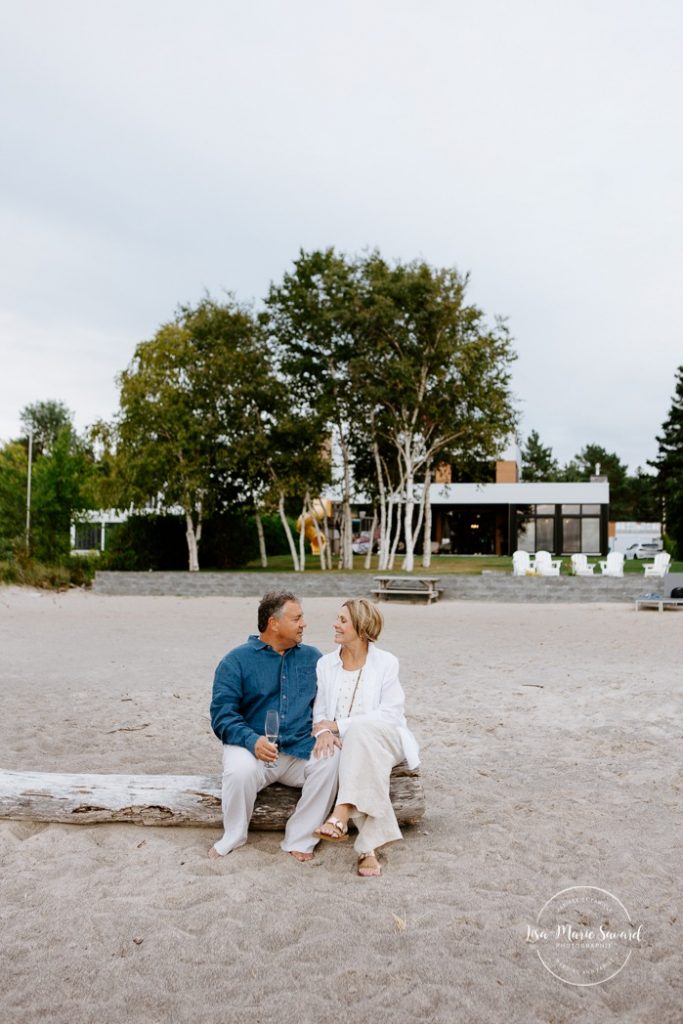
[110,297,272,571]
[354,254,518,569]
[20,400,73,457]
[0,410,94,563]
[651,365,683,555]
[266,248,363,568]
[521,430,559,482]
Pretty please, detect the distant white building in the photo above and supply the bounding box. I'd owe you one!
[70,509,129,554]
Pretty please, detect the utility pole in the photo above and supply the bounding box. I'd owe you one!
[25,429,33,553]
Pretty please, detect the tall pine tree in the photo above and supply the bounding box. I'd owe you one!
[521,430,559,481]
[651,366,683,556]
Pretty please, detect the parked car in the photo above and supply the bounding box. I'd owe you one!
[624,542,663,560]
[351,533,379,555]
[352,533,371,555]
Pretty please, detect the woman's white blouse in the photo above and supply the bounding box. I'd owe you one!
[335,668,366,720]
[313,644,420,770]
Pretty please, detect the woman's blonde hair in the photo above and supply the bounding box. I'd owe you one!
[343,598,384,643]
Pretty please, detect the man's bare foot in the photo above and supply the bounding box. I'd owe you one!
[207,846,223,859]
[289,850,314,862]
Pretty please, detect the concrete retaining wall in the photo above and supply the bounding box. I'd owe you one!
[93,570,681,603]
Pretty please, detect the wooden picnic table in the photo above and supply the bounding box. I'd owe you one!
[372,575,442,603]
[634,596,683,613]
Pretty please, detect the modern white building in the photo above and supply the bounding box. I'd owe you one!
[427,442,610,555]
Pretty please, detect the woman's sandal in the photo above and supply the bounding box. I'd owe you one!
[312,816,349,843]
[357,851,381,877]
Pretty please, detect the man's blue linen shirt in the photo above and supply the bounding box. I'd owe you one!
[210,635,322,761]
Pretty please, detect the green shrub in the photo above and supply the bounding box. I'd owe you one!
[0,547,98,589]
[99,511,297,571]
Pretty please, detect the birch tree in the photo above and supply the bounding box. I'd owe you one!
[355,255,518,571]
[266,249,368,570]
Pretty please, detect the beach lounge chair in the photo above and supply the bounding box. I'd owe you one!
[643,552,671,578]
[512,550,533,576]
[598,551,624,577]
[534,550,562,576]
[570,553,595,576]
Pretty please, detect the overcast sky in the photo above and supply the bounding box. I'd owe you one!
[1,0,681,472]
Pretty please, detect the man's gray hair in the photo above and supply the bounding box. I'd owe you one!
[258,591,299,633]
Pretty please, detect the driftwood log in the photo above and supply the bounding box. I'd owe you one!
[0,764,425,830]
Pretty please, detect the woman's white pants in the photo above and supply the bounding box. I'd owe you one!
[336,719,404,854]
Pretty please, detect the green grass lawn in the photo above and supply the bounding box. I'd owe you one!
[242,553,683,575]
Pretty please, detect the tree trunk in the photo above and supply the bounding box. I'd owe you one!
[0,768,425,829]
[278,491,300,572]
[321,507,333,570]
[403,438,416,572]
[388,498,402,570]
[340,436,354,570]
[185,507,201,572]
[373,439,389,571]
[298,497,307,572]
[254,507,268,568]
[421,464,433,568]
[363,507,378,570]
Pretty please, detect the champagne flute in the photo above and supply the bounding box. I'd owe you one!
[264,710,279,769]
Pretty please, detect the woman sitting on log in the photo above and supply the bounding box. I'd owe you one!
[312,598,420,877]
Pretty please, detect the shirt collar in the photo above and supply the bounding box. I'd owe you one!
[248,634,301,653]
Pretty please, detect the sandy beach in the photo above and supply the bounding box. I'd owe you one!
[1,587,681,1024]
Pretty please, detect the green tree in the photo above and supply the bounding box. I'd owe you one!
[355,254,518,571]
[521,429,559,481]
[227,366,331,571]
[20,400,73,457]
[111,297,272,571]
[651,365,683,555]
[627,468,659,522]
[266,248,364,569]
[0,442,28,558]
[2,398,95,563]
[563,444,631,519]
[31,425,94,562]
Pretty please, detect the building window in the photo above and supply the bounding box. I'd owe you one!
[516,506,555,552]
[516,503,603,555]
[560,506,601,554]
[74,523,101,550]
[536,517,555,550]
[562,517,581,552]
[581,517,601,553]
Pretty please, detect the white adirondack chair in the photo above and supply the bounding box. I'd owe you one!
[534,550,562,576]
[643,552,671,578]
[512,550,533,576]
[570,553,595,576]
[598,551,624,577]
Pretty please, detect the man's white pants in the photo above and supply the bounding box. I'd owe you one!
[213,744,340,856]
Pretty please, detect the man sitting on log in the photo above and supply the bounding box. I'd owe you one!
[208,591,340,862]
